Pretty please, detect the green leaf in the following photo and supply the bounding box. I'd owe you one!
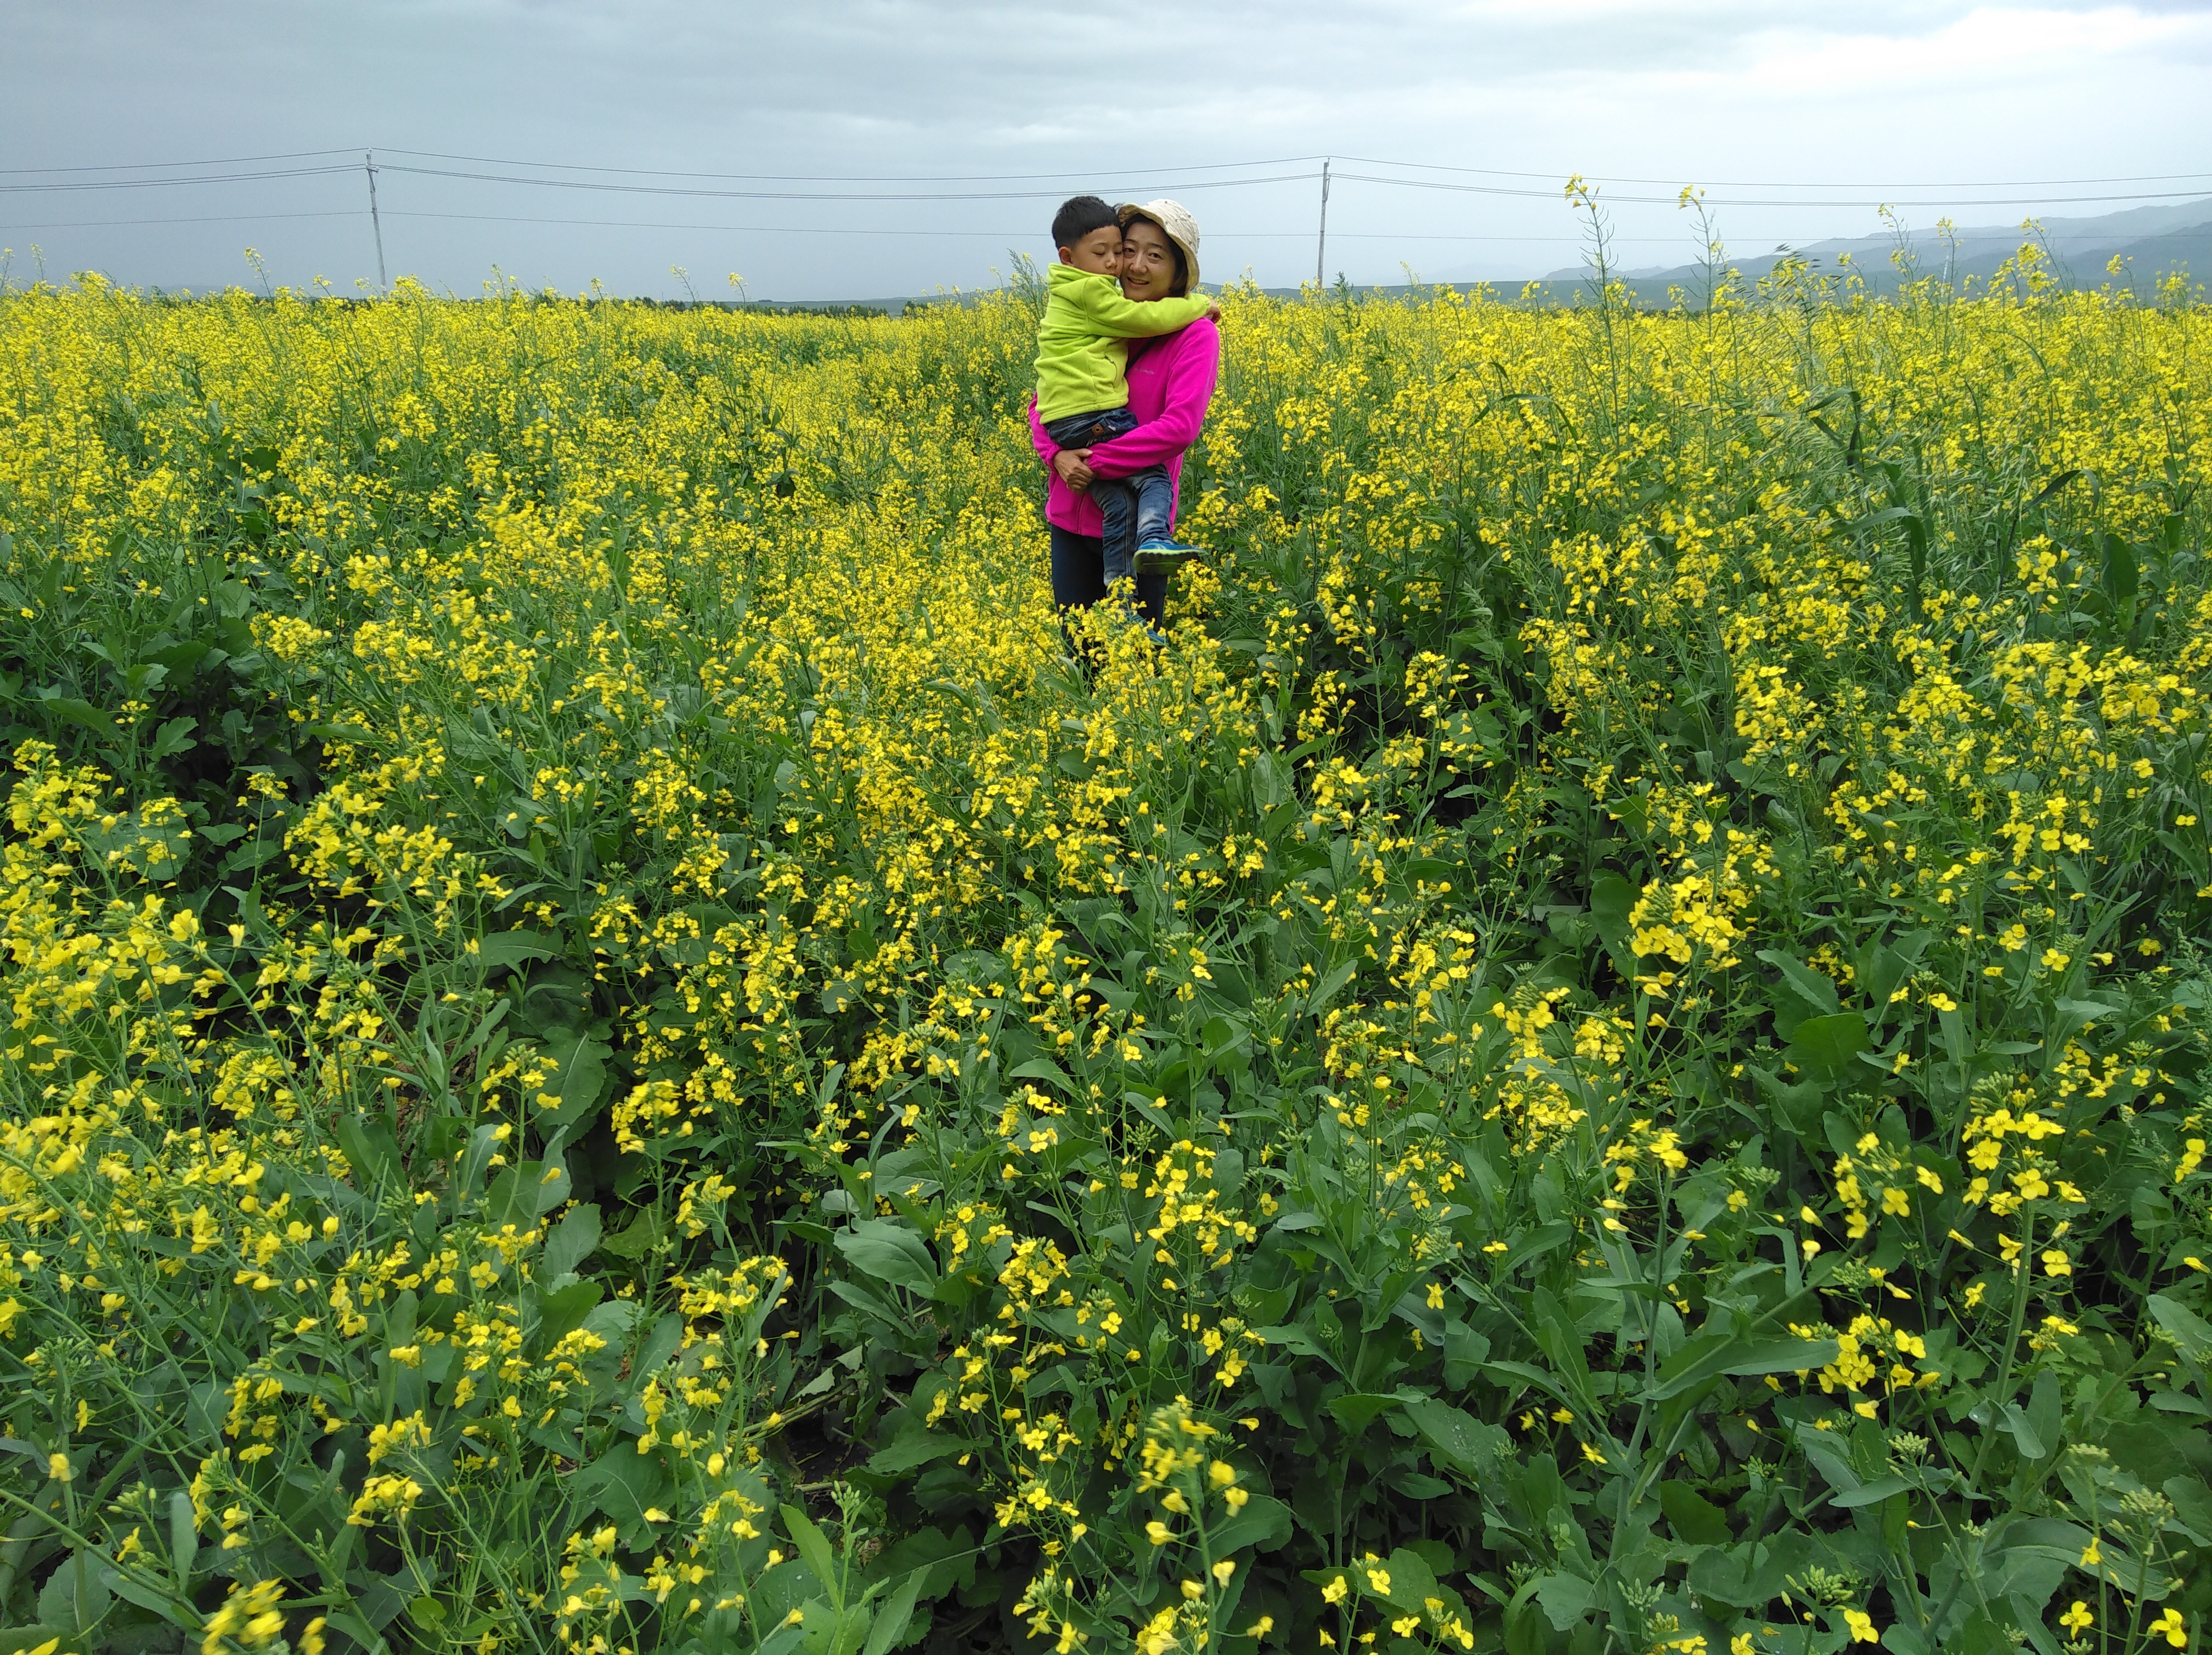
[534,1031,610,1132]
[36,694,114,736]
[2101,530,2138,615]
[1306,955,1359,1013]
[1588,872,1637,942]
[1369,1548,1443,1612]
[600,1205,664,1260]
[534,1280,602,1348]
[335,1113,402,1190]
[478,930,562,971]
[865,1434,966,1476]
[168,1488,199,1580]
[540,1203,602,1280]
[862,1571,923,1655]
[1785,1012,1869,1083]
[1756,948,1842,1020]
[871,1524,976,1598]
[568,1443,674,1545]
[37,1553,111,1635]
[2149,1293,2212,1364]
[781,1505,843,1608]
[1324,1392,1404,1433]
[148,715,199,760]
[1830,1476,1911,1508]
[1533,1573,1594,1631]
[1209,1492,1293,1556]
[1404,1395,1508,1474]
[1660,1481,1731,1545]
[836,1220,938,1294]
[1650,1332,1837,1401]
[1007,1056,1075,1093]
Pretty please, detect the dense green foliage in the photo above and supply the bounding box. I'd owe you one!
[3,264,2212,1655]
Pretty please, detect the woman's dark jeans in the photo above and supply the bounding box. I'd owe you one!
[1050,523,1167,648]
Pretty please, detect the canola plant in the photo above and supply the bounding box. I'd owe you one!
[2,257,2211,1655]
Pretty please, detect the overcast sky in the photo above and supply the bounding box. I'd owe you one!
[5,0,2210,300]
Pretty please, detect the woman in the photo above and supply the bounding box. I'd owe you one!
[1028,198,1220,635]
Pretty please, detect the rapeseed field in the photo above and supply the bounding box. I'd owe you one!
[3,255,2210,1655]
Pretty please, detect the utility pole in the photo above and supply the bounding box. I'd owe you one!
[365,151,388,290]
[1314,157,1332,292]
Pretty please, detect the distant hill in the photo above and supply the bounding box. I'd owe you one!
[1514,195,2212,302]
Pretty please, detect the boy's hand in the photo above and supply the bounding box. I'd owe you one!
[1205,303,1223,322]
[1054,448,1095,491]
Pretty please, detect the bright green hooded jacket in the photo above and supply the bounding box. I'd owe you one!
[1033,264,1212,423]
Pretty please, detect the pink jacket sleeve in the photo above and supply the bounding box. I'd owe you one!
[1028,393,1060,462]
[1085,320,1221,479]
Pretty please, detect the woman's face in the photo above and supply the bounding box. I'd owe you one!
[1119,218,1182,301]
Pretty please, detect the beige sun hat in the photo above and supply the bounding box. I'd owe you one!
[1118,198,1201,292]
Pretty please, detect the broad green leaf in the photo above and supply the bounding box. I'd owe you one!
[1659,1481,1731,1544]
[1830,1476,1911,1508]
[1207,1492,1293,1556]
[1650,1333,1837,1401]
[37,1552,111,1634]
[1533,1572,1595,1631]
[862,1571,923,1655]
[836,1220,937,1294]
[1324,1392,1403,1432]
[781,1505,843,1610]
[1785,1012,1869,1083]
[1756,948,1842,1019]
[168,1488,198,1579]
[2149,1293,2212,1364]
[478,930,562,971]
[866,1434,966,1476]
[539,1203,601,1280]
[1404,1395,1508,1474]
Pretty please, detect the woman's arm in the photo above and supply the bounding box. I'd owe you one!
[1084,320,1221,478]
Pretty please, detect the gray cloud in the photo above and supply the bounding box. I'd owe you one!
[5,0,2208,297]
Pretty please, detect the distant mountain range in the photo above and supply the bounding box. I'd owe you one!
[1511,195,2212,300]
[1233,195,2211,306]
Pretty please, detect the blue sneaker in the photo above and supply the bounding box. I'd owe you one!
[1135,537,1205,573]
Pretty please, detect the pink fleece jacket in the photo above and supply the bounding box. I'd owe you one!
[1028,315,1221,537]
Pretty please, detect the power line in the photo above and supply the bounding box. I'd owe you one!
[376,161,1318,202]
[12,143,2209,193]
[391,210,1040,237]
[379,148,1325,184]
[5,149,2208,214]
[0,149,359,176]
[0,204,1792,244]
[7,201,2199,249]
[394,211,1651,244]
[0,166,359,194]
[0,210,364,232]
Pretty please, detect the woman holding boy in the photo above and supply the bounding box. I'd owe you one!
[1029,197,1220,637]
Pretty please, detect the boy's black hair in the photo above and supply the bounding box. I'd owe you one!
[1051,195,1120,251]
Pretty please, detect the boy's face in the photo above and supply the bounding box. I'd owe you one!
[1057,224,1123,276]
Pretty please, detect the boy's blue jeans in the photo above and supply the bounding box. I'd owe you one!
[1042,407,1172,592]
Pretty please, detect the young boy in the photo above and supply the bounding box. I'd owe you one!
[1034,195,1216,600]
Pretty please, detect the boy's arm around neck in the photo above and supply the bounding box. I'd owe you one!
[1059,273,1215,339]
[1083,319,1221,480]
